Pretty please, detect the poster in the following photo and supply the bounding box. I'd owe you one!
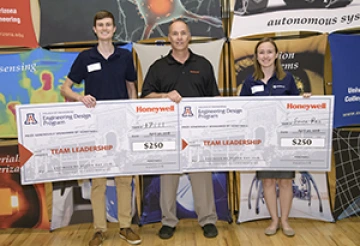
[231,34,327,96]
[329,34,360,128]
[231,0,359,38]
[39,0,224,45]
[0,141,49,229]
[0,0,38,48]
[333,129,360,220]
[238,172,334,223]
[0,48,82,138]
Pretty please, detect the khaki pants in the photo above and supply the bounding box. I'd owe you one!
[91,176,133,231]
[160,172,218,227]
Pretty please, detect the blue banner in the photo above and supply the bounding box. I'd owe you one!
[140,173,232,225]
[0,48,82,138]
[329,34,360,128]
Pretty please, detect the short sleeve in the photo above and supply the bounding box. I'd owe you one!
[125,51,137,82]
[288,73,300,96]
[67,52,87,84]
[141,63,160,98]
[205,61,220,97]
[239,77,252,96]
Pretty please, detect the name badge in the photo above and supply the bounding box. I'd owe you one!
[87,63,101,72]
[251,85,264,94]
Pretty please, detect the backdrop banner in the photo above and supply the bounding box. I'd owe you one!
[231,34,327,96]
[333,129,360,220]
[0,142,49,229]
[140,173,232,225]
[329,33,360,128]
[237,172,334,223]
[39,0,224,45]
[0,48,82,138]
[231,0,359,38]
[0,0,38,48]
[51,178,138,231]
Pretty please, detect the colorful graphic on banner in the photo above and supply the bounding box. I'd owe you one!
[329,34,360,128]
[238,172,334,223]
[133,39,225,93]
[0,142,49,229]
[51,179,138,230]
[231,34,326,96]
[140,173,232,224]
[333,129,360,220]
[231,0,359,38]
[39,0,223,45]
[0,0,38,48]
[0,48,82,138]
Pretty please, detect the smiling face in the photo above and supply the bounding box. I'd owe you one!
[256,41,278,70]
[168,20,191,52]
[93,17,116,41]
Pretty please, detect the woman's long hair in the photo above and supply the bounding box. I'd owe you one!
[253,37,286,81]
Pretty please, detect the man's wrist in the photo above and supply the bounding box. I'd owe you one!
[76,95,83,102]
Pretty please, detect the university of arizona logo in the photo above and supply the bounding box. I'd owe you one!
[24,113,38,125]
[182,106,193,117]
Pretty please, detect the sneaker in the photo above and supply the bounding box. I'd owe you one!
[119,228,142,245]
[89,231,105,246]
[202,223,218,238]
[158,225,176,239]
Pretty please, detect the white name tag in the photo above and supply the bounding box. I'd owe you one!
[87,63,101,72]
[251,85,264,94]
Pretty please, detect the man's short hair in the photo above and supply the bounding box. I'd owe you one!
[93,10,115,26]
[168,18,190,33]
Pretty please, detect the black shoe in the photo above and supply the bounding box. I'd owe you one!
[158,225,176,239]
[202,223,218,238]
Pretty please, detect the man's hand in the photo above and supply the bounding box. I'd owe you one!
[166,90,182,103]
[303,93,312,98]
[79,94,96,108]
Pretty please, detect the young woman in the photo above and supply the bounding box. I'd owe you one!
[239,37,310,237]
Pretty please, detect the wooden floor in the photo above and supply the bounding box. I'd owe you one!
[1,161,360,246]
[0,217,359,246]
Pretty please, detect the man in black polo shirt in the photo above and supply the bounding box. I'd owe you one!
[60,10,141,246]
[141,19,219,239]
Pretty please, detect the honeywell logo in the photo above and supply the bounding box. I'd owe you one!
[136,105,175,113]
[287,103,326,110]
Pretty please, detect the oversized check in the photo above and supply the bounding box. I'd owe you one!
[180,96,333,173]
[16,96,333,184]
[16,100,181,184]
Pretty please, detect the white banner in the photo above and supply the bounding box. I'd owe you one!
[237,172,334,223]
[16,100,181,184]
[231,0,360,38]
[16,96,333,184]
[180,96,334,173]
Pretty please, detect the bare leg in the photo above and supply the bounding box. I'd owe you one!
[262,178,279,230]
[278,178,294,231]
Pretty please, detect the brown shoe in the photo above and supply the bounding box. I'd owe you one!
[89,231,105,246]
[119,228,142,245]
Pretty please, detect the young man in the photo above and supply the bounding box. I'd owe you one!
[60,10,141,246]
[141,19,219,239]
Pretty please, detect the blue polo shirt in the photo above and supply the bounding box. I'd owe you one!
[68,45,136,100]
[239,72,299,96]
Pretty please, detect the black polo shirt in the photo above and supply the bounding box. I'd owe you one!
[141,50,220,98]
[68,45,136,100]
